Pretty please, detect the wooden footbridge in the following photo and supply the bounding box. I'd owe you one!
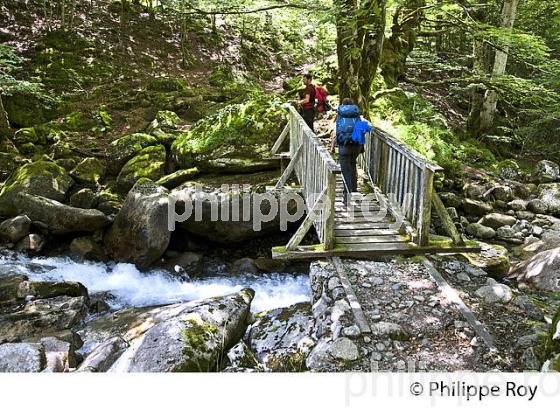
[270,106,480,260]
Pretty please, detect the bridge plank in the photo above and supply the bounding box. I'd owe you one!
[334,222,395,230]
[334,229,400,237]
[335,235,409,244]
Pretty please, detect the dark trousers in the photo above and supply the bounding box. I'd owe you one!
[301,108,315,132]
[339,143,362,203]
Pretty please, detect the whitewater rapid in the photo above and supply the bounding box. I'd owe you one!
[0,251,310,312]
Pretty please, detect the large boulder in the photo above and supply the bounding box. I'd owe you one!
[508,248,560,292]
[0,343,46,372]
[171,95,285,169]
[0,161,74,216]
[116,145,166,193]
[106,133,158,175]
[246,303,315,372]
[108,289,254,372]
[0,215,31,243]
[11,193,110,234]
[538,183,560,216]
[104,180,171,268]
[533,160,560,184]
[0,296,89,343]
[171,183,303,243]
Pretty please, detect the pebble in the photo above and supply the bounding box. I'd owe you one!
[396,360,406,370]
[361,283,372,288]
[376,343,386,351]
[363,336,372,344]
[370,277,384,286]
[371,352,382,361]
[413,295,425,302]
[342,325,361,338]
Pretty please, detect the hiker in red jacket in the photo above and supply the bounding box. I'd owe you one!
[298,73,316,132]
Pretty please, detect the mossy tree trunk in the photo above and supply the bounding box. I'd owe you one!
[335,0,387,116]
[380,0,425,89]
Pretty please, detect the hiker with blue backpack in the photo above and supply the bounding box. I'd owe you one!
[330,98,372,206]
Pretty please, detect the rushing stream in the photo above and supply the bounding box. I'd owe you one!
[0,250,310,312]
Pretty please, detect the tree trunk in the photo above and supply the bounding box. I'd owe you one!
[358,0,387,114]
[0,95,12,139]
[479,0,520,133]
[335,0,386,115]
[380,0,424,89]
[466,37,487,136]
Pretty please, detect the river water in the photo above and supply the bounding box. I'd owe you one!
[0,250,310,312]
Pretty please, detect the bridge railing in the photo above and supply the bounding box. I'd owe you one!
[272,107,340,250]
[286,106,339,250]
[358,127,443,246]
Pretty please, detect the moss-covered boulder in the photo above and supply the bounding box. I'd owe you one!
[171,94,286,168]
[69,188,98,209]
[12,193,110,234]
[13,127,46,146]
[147,110,181,133]
[3,92,52,127]
[107,289,254,372]
[246,303,314,372]
[155,167,200,189]
[70,158,106,185]
[116,145,166,193]
[106,133,158,175]
[0,161,74,216]
[463,241,510,279]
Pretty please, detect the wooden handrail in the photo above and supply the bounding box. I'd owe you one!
[358,125,442,246]
[285,106,339,249]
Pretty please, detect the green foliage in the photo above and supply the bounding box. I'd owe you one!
[371,92,495,175]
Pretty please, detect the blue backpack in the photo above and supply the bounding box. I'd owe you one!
[336,104,360,145]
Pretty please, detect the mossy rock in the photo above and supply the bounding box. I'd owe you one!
[70,158,106,185]
[156,167,200,189]
[116,145,166,193]
[19,143,40,155]
[147,110,181,133]
[13,128,46,146]
[3,92,52,127]
[69,188,98,209]
[170,94,286,168]
[0,161,74,216]
[63,112,98,132]
[54,158,78,172]
[462,241,510,279]
[107,133,158,175]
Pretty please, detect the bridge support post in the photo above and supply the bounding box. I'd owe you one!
[323,170,337,250]
[418,168,435,246]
